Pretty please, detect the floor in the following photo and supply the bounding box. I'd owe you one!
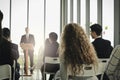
[19,68,50,80]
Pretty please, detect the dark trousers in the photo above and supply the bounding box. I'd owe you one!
[24,50,34,73]
[97,73,109,80]
[41,64,59,80]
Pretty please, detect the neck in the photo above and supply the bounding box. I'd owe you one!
[95,36,101,39]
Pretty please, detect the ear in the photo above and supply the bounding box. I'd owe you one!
[92,31,98,38]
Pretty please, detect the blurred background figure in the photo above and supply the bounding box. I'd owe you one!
[20,27,35,74]
[41,32,59,80]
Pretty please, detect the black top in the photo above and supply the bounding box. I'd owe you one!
[92,37,113,58]
[0,38,13,66]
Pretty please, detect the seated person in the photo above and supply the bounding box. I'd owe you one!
[59,23,98,80]
[103,45,120,80]
[90,24,113,58]
[2,27,20,80]
[0,10,16,80]
[41,32,59,80]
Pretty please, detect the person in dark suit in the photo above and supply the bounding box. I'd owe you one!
[20,27,35,74]
[90,24,113,58]
[0,10,13,66]
[0,10,16,80]
[41,32,59,80]
[90,24,113,80]
[2,27,20,80]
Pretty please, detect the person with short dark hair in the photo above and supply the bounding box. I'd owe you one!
[90,24,113,58]
[2,27,20,80]
[0,10,15,80]
[41,32,59,80]
[90,24,113,80]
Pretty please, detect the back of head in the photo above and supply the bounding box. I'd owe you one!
[0,10,3,40]
[49,32,58,42]
[90,24,102,36]
[60,23,98,75]
[2,27,10,39]
[0,10,3,22]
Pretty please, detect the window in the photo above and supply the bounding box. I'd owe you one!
[102,0,114,46]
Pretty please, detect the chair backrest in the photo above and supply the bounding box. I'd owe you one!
[44,56,60,74]
[68,64,98,77]
[44,56,60,64]
[98,58,109,74]
[43,57,60,79]
[68,59,109,78]
[0,64,12,80]
[98,58,109,80]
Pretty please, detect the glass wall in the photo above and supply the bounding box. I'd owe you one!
[0,0,114,56]
[45,0,60,42]
[0,0,60,67]
[7,0,60,56]
[102,0,114,46]
[0,0,10,28]
[90,0,97,25]
[11,0,27,46]
[73,0,77,23]
[80,0,86,30]
[90,0,97,41]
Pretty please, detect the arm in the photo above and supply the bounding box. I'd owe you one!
[20,35,24,44]
[60,57,68,80]
[105,45,120,80]
[31,35,35,46]
[11,43,19,60]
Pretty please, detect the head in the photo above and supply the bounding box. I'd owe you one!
[49,32,58,42]
[60,23,97,75]
[0,10,3,38]
[0,10,3,22]
[90,24,102,39]
[2,27,10,40]
[25,27,29,34]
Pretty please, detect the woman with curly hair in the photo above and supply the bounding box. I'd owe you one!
[59,23,98,80]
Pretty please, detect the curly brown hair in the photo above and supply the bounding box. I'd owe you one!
[60,23,98,75]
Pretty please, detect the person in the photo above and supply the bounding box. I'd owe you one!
[0,10,16,80]
[2,27,20,80]
[90,24,113,80]
[59,23,98,80]
[103,45,120,80]
[90,24,113,58]
[41,32,59,80]
[20,27,35,74]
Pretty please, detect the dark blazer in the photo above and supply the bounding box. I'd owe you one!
[0,38,13,66]
[44,39,59,57]
[20,34,35,51]
[20,34,35,45]
[92,37,113,58]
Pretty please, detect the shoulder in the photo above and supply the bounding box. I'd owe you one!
[1,38,11,46]
[103,39,111,44]
[22,34,26,37]
[96,38,111,43]
[29,34,34,36]
[111,45,120,58]
[11,43,18,48]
